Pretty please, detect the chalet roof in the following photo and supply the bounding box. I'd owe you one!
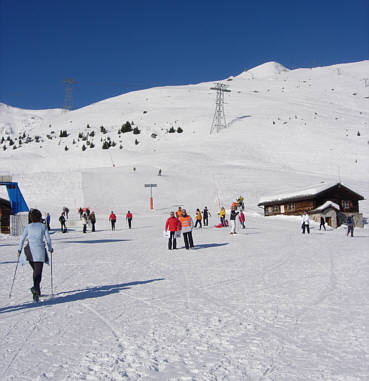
[310,201,340,213]
[258,182,364,206]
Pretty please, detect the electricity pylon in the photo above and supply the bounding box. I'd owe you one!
[210,83,231,134]
[64,78,76,110]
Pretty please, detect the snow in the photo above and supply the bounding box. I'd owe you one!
[1,60,369,380]
[311,200,340,212]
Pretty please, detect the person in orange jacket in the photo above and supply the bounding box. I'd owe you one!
[194,208,202,228]
[165,211,181,250]
[179,209,194,250]
[109,211,116,231]
[176,207,183,218]
[126,210,133,229]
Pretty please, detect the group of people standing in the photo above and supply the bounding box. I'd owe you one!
[109,211,133,231]
[165,208,195,250]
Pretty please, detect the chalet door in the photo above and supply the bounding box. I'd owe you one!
[326,217,332,227]
[280,205,285,214]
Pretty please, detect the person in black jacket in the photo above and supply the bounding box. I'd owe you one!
[229,207,239,234]
[59,214,67,233]
[203,207,211,226]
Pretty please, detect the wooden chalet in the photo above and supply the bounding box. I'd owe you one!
[258,183,364,228]
[0,198,11,234]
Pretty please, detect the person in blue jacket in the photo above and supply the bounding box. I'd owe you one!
[18,209,53,301]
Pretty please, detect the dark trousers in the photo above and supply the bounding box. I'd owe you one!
[29,261,43,295]
[91,222,95,232]
[347,226,354,237]
[195,219,202,228]
[83,224,87,233]
[168,231,177,250]
[302,223,310,234]
[221,217,226,227]
[203,217,208,226]
[60,222,66,232]
[240,221,245,229]
[183,231,194,249]
[111,220,116,230]
[319,222,326,231]
[127,218,132,229]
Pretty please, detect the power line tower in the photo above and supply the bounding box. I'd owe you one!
[210,83,231,134]
[64,78,76,110]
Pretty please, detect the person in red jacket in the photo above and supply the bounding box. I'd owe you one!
[165,211,181,250]
[109,211,117,231]
[126,210,133,229]
[239,210,246,229]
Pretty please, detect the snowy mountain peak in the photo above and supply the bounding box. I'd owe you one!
[241,61,290,78]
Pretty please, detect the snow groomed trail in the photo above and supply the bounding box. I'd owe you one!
[1,214,369,380]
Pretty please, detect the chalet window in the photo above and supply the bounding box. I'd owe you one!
[265,206,272,216]
[343,201,350,209]
[288,203,295,211]
[273,205,279,212]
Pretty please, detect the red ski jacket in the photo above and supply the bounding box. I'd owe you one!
[126,212,132,219]
[109,213,116,221]
[165,217,181,232]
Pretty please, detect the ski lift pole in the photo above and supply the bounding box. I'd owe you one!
[144,184,158,210]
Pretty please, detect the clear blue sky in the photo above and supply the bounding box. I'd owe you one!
[1,0,368,110]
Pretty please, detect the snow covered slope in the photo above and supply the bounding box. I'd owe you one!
[0,60,368,215]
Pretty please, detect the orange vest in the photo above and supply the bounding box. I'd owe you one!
[176,210,182,218]
[180,215,191,228]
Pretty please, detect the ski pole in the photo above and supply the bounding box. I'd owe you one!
[50,250,54,297]
[9,255,20,299]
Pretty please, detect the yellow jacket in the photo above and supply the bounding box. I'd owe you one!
[219,209,226,218]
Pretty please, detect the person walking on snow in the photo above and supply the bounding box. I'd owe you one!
[59,213,67,233]
[89,211,96,232]
[109,211,117,231]
[239,210,246,229]
[179,209,194,250]
[203,207,211,226]
[319,216,326,231]
[229,206,239,234]
[17,209,53,302]
[301,211,310,234]
[219,207,226,227]
[82,213,88,233]
[347,214,355,237]
[165,211,181,250]
[126,211,133,229]
[45,212,51,231]
[194,209,202,228]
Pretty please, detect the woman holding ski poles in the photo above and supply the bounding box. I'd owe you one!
[17,209,53,302]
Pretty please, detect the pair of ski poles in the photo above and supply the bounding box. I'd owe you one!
[9,251,54,299]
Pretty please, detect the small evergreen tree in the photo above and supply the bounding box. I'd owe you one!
[102,141,110,149]
[133,127,141,134]
[100,126,107,134]
[82,144,86,151]
[121,121,132,133]
[65,146,69,151]
[177,127,183,133]
[135,139,139,145]
[168,127,175,133]
[90,142,95,148]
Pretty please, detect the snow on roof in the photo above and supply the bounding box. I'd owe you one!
[311,201,340,213]
[258,182,339,205]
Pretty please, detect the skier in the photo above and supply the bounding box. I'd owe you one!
[45,212,51,231]
[219,207,226,227]
[158,169,162,176]
[179,209,194,250]
[165,211,181,250]
[237,196,245,210]
[17,208,53,302]
[126,210,133,229]
[203,206,211,226]
[229,206,239,234]
[301,211,310,234]
[109,211,117,231]
[79,207,83,219]
[59,213,67,233]
[319,216,326,231]
[347,214,355,237]
[89,211,96,232]
[194,209,202,228]
[86,208,90,217]
[239,210,246,229]
[82,213,88,233]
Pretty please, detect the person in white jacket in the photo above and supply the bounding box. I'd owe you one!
[301,211,310,234]
[18,209,53,301]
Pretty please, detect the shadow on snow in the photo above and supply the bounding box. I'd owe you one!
[0,278,164,314]
[65,239,130,244]
[193,243,229,249]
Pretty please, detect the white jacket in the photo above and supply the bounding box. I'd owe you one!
[302,214,310,225]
